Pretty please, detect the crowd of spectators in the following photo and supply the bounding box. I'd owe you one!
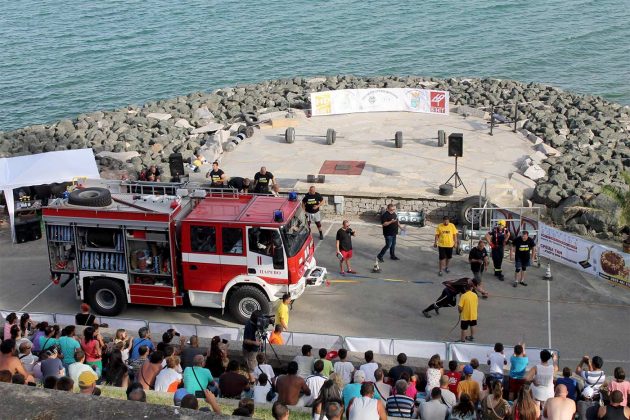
[2,309,629,419]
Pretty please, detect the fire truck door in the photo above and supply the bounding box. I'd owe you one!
[246,227,287,279]
[181,224,222,293]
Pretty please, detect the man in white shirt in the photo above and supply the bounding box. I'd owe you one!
[293,344,315,378]
[301,360,328,406]
[439,375,457,408]
[67,349,97,386]
[420,387,449,420]
[333,348,355,385]
[359,350,379,383]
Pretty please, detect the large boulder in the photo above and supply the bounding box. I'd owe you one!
[532,183,562,207]
[551,195,583,224]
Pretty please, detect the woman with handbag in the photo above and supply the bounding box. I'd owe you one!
[481,381,511,420]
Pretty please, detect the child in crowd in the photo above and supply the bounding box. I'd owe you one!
[556,367,578,401]
[445,360,462,394]
[252,353,275,383]
[508,342,528,401]
[487,342,508,383]
[333,348,355,386]
[253,372,274,404]
[268,324,284,345]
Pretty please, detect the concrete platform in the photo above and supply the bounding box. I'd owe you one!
[211,111,535,202]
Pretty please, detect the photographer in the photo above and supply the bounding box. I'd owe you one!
[242,310,263,373]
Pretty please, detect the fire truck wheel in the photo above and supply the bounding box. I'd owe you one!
[68,187,112,207]
[229,286,270,324]
[88,279,126,316]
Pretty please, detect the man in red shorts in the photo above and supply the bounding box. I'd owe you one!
[335,220,356,275]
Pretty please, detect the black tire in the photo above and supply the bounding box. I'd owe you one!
[326,128,336,145]
[242,112,259,126]
[228,286,270,324]
[237,124,247,134]
[68,187,112,207]
[395,131,403,148]
[88,278,126,316]
[286,127,295,144]
[438,130,446,147]
[244,126,254,138]
[459,195,485,226]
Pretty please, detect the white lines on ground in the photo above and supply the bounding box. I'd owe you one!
[19,282,53,312]
[547,279,552,348]
[315,222,336,252]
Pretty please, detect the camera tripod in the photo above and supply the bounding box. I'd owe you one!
[257,329,280,364]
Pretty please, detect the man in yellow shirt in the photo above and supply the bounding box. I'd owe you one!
[458,283,478,342]
[457,364,481,404]
[434,216,458,276]
[275,293,291,331]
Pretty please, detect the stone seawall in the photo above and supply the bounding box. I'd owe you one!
[1,75,628,237]
[317,194,462,223]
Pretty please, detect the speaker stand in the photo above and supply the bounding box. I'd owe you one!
[444,156,468,193]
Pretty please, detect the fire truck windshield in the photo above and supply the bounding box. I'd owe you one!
[281,207,310,257]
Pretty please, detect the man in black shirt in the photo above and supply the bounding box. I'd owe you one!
[335,220,356,275]
[376,204,400,262]
[422,277,481,318]
[485,220,510,281]
[302,186,325,240]
[242,310,262,373]
[206,161,227,188]
[227,177,251,193]
[253,167,275,194]
[469,240,489,298]
[511,230,536,287]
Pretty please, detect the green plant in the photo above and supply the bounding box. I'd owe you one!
[601,171,630,239]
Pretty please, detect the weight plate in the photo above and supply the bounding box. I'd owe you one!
[285,127,295,144]
[395,131,403,148]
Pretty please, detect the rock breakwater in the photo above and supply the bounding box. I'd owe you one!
[0,75,628,236]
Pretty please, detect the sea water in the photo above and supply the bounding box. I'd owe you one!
[0,0,628,131]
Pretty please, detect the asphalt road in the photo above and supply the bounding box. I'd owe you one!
[1,219,629,372]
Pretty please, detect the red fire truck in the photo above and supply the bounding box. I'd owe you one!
[42,182,326,323]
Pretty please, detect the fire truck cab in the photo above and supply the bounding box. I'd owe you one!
[42,183,326,324]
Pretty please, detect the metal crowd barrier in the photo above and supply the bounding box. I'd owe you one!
[1,309,559,364]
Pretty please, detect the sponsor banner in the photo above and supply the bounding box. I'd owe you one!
[538,224,597,275]
[310,88,449,116]
[538,224,630,289]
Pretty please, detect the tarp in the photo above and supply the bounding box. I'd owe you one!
[0,149,100,242]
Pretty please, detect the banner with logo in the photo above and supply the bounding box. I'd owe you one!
[538,224,630,289]
[310,88,449,116]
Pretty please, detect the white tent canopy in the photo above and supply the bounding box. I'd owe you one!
[0,149,100,242]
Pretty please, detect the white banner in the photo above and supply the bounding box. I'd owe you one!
[538,224,630,289]
[310,88,449,116]
[449,343,557,370]
[538,224,597,275]
[392,340,448,360]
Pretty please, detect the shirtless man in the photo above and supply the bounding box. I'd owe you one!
[0,339,35,383]
[543,384,576,420]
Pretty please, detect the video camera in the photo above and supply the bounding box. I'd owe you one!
[256,314,275,332]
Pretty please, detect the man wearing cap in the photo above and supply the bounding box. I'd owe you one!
[486,220,510,281]
[78,370,100,395]
[458,282,478,342]
[457,365,481,404]
[434,216,459,276]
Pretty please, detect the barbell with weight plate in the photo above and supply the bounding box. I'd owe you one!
[284,127,343,145]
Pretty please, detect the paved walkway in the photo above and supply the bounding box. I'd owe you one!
[212,111,534,202]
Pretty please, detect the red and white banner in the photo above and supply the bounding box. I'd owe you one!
[538,224,630,289]
[310,88,449,116]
